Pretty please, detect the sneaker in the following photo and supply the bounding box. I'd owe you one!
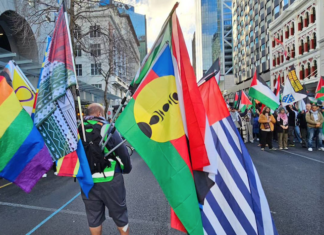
[284,147,288,150]
[54,172,58,176]
[250,140,254,143]
[289,144,295,147]
[42,174,47,178]
[308,148,313,152]
[257,138,259,141]
[261,148,265,151]
[318,147,324,151]
[279,147,283,150]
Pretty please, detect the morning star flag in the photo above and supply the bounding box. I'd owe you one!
[249,70,279,111]
[0,71,52,193]
[239,91,252,112]
[33,6,93,197]
[315,76,324,101]
[282,66,307,106]
[198,75,278,235]
[274,75,281,100]
[204,58,221,84]
[3,61,36,116]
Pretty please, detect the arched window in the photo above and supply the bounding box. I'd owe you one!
[306,62,311,79]
[292,44,295,58]
[312,7,316,23]
[314,60,318,77]
[300,65,305,80]
[306,36,310,52]
[291,23,295,35]
[286,26,289,38]
[287,47,290,60]
[313,32,317,49]
[305,12,309,27]
[300,40,304,54]
[299,16,304,31]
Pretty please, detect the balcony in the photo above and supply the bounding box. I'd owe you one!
[110,75,129,91]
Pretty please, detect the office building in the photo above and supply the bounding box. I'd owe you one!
[195,0,233,82]
[269,0,322,93]
[230,0,299,95]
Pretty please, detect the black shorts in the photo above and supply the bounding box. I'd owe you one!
[81,173,128,228]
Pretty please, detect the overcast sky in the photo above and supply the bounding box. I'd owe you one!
[134,0,196,60]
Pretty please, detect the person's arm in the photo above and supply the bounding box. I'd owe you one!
[286,105,293,114]
[270,115,276,124]
[107,128,132,174]
[306,113,317,125]
[239,109,248,117]
[319,113,324,124]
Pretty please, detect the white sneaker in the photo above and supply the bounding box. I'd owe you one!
[42,174,47,178]
[250,140,254,143]
[54,172,58,176]
[308,148,313,152]
[318,147,324,151]
[257,138,259,141]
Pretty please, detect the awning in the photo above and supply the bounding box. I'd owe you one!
[78,80,120,100]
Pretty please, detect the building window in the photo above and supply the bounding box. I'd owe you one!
[261,32,265,40]
[255,14,259,21]
[74,25,81,39]
[250,42,254,48]
[249,9,253,16]
[28,0,35,7]
[260,20,265,28]
[266,15,272,24]
[250,31,254,37]
[246,35,249,41]
[91,63,101,75]
[90,44,101,57]
[255,26,259,33]
[245,25,249,31]
[261,44,266,51]
[255,37,259,44]
[283,0,289,6]
[92,84,102,89]
[260,8,265,16]
[75,44,82,57]
[250,20,253,26]
[266,1,272,8]
[90,25,101,38]
[76,64,82,76]
[274,5,280,15]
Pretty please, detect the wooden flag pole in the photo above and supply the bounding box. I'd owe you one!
[63,1,87,142]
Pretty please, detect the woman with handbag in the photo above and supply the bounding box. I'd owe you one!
[258,107,277,151]
[277,107,289,150]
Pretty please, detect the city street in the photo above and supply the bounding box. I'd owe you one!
[0,142,323,235]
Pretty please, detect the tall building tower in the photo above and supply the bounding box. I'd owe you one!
[195,0,233,80]
[230,0,299,94]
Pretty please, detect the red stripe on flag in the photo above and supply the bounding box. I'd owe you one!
[57,151,78,177]
[171,13,209,170]
[199,74,229,124]
[133,70,159,100]
[0,77,13,106]
[251,71,258,86]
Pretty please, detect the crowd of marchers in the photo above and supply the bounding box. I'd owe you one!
[229,103,324,152]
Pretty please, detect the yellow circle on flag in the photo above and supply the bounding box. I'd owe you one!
[134,75,185,143]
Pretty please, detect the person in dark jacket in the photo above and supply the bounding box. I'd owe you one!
[286,105,297,147]
[276,108,289,149]
[298,110,308,148]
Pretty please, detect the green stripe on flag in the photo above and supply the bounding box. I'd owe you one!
[116,99,203,235]
[0,110,33,171]
[249,88,279,111]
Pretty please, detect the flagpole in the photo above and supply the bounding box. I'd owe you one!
[62,1,87,142]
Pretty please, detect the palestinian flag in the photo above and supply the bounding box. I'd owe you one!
[234,91,241,109]
[315,76,324,101]
[239,91,252,112]
[116,4,213,235]
[249,70,279,111]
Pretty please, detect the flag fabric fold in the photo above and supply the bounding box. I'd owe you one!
[249,70,279,111]
[315,76,324,101]
[0,71,53,193]
[33,6,93,197]
[198,75,278,235]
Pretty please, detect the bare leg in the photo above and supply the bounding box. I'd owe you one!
[117,225,129,235]
[89,225,102,235]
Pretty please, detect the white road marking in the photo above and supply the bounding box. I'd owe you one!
[280,150,324,164]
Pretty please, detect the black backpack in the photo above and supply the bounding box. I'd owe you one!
[79,121,111,175]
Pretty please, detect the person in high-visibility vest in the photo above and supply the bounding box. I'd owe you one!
[80,103,132,235]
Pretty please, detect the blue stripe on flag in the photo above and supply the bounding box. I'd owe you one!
[214,173,257,235]
[209,125,253,210]
[201,210,217,235]
[206,191,236,235]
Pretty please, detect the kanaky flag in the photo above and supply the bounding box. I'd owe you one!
[239,90,252,112]
[33,6,93,197]
[249,70,279,111]
[315,76,324,101]
[198,75,278,235]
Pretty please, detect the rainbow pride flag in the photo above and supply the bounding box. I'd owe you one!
[0,71,53,193]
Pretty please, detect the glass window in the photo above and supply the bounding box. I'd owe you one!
[249,9,253,15]
[76,64,82,76]
[246,35,249,41]
[260,20,265,28]
[91,63,101,75]
[266,1,272,8]
[90,25,101,38]
[254,3,259,10]
[261,44,266,51]
[250,20,253,26]
[238,34,241,39]
[250,31,254,37]
[241,20,244,26]
[255,37,259,43]
[261,56,266,63]
[92,84,102,89]
[74,25,81,39]
[283,0,289,6]
[238,44,241,49]
[245,15,249,21]
[260,8,265,15]
[90,44,101,57]
[261,32,265,40]
[255,14,259,21]
[75,44,82,57]
[245,25,249,31]
[241,11,244,16]
[274,5,280,14]
[266,14,272,23]
[255,26,259,33]
[250,41,254,48]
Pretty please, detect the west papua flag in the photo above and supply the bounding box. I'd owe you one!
[198,74,278,235]
[203,58,221,84]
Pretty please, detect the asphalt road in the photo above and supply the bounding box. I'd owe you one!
[0,141,323,235]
